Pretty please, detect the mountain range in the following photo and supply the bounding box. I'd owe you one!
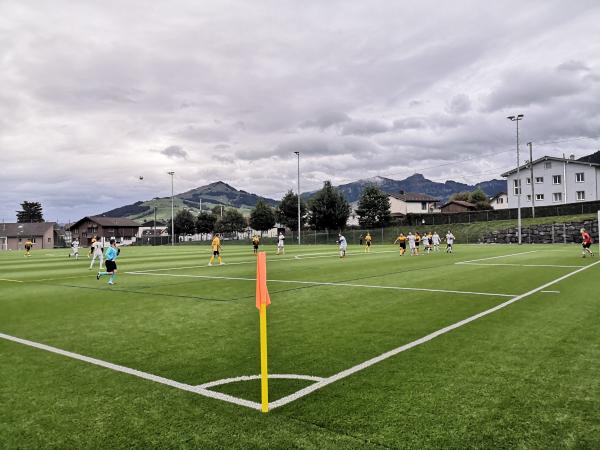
[100,175,506,220]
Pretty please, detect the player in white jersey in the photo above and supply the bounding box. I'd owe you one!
[337,234,347,258]
[432,232,441,251]
[407,232,416,255]
[445,231,455,253]
[69,238,80,259]
[276,232,285,255]
[89,239,104,269]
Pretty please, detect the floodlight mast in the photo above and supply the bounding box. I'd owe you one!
[167,171,175,246]
[294,151,301,245]
[507,114,524,245]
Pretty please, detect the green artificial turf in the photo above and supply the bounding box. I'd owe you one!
[1,243,599,448]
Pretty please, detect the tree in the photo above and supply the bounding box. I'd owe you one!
[308,181,351,231]
[249,200,276,234]
[469,188,492,210]
[215,208,247,233]
[196,212,217,234]
[16,201,44,223]
[449,191,471,202]
[276,190,307,231]
[170,209,196,236]
[355,184,391,228]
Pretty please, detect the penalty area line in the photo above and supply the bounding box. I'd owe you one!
[456,250,538,264]
[125,271,514,298]
[0,278,23,283]
[0,332,261,411]
[268,258,600,410]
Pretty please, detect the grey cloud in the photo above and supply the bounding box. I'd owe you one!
[341,119,390,136]
[299,111,350,129]
[393,117,428,130]
[161,145,188,159]
[446,94,471,115]
[557,60,590,72]
[484,68,585,112]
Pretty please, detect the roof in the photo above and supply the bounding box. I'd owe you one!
[68,216,141,230]
[388,192,439,202]
[0,222,56,237]
[501,156,600,177]
[578,150,600,164]
[489,192,507,200]
[440,200,477,209]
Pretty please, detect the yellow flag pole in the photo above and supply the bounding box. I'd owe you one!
[260,302,269,413]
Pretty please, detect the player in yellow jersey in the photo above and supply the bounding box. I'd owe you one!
[393,233,407,255]
[251,235,260,254]
[208,233,223,266]
[364,232,372,252]
[24,239,33,257]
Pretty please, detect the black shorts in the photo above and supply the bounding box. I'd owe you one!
[366,241,371,246]
[400,242,406,249]
[105,260,117,272]
[253,244,259,250]
[25,245,31,250]
[583,242,592,249]
[415,242,420,247]
[213,250,220,256]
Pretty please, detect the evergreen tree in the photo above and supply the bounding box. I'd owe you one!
[308,181,351,231]
[196,211,217,234]
[355,184,391,227]
[16,201,44,223]
[276,190,307,230]
[170,209,196,235]
[469,188,492,210]
[249,200,276,234]
[215,208,247,233]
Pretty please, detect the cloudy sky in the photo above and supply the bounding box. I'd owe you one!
[1,1,600,222]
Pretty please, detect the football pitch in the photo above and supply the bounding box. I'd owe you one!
[1,243,599,449]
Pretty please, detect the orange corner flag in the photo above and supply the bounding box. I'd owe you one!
[256,252,271,309]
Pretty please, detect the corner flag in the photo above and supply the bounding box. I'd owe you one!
[256,252,270,412]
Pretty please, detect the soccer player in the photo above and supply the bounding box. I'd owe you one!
[337,233,347,258]
[407,232,416,256]
[580,228,594,257]
[364,232,372,252]
[69,238,80,259]
[393,232,407,255]
[425,232,433,254]
[252,235,260,255]
[208,233,223,266]
[24,239,33,257]
[446,230,455,253]
[414,232,421,255]
[96,239,119,285]
[89,238,103,270]
[276,232,285,255]
[432,231,441,252]
[88,236,96,259]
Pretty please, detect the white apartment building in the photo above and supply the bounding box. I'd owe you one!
[501,156,600,208]
[388,192,439,215]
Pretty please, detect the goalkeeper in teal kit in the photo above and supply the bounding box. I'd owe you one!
[96,239,120,285]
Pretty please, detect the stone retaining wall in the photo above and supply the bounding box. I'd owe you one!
[481,220,598,244]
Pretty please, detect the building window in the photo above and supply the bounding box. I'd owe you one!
[48,237,51,242]
[496,197,504,204]
[553,192,562,202]
[526,177,531,185]
[576,191,585,201]
[31,237,36,243]
[535,176,544,183]
[513,179,521,195]
[526,194,532,201]
[535,194,544,201]
[575,172,584,182]
[552,175,561,184]
[544,161,552,169]
[421,202,427,210]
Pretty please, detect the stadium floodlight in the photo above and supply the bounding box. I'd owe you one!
[507,114,524,244]
[167,171,175,246]
[294,151,301,245]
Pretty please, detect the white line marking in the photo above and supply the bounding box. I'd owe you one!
[541,290,560,293]
[125,271,514,298]
[459,263,583,268]
[0,278,23,283]
[0,332,261,411]
[198,373,324,389]
[456,250,539,264]
[268,259,600,410]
